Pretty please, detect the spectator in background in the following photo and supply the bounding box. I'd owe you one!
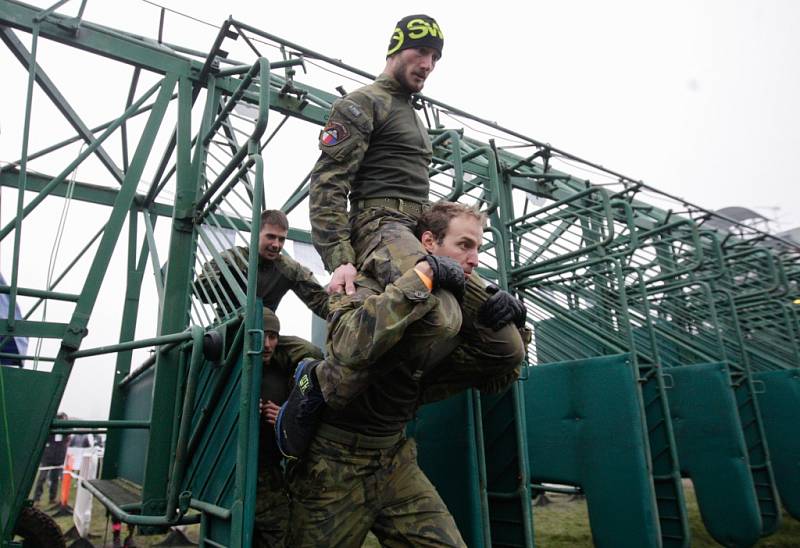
[33,412,69,506]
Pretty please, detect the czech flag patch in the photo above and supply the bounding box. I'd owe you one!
[320,121,349,146]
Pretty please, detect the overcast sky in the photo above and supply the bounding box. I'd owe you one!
[92,0,799,229]
[2,0,799,418]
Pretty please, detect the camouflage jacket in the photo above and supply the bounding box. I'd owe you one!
[195,246,328,319]
[309,74,433,272]
[321,270,528,435]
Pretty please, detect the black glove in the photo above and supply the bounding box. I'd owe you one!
[416,255,466,301]
[478,284,527,331]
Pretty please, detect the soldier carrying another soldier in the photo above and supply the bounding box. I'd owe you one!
[282,201,528,547]
[278,14,528,456]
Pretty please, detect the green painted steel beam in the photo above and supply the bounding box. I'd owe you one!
[0,319,66,339]
[0,169,321,243]
[9,75,181,537]
[0,26,124,184]
[0,168,172,217]
[0,1,330,125]
[3,0,795,255]
[141,75,195,515]
[0,285,78,302]
[0,78,164,243]
[70,330,194,359]
[0,0,195,76]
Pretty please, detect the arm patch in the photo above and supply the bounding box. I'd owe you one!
[335,98,372,134]
[320,121,349,147]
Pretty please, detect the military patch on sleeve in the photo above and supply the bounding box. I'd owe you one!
[346,103,363,119]
[320,121,349,146]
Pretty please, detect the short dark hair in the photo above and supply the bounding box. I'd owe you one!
[260,209,288,231]
[416,201,486,244]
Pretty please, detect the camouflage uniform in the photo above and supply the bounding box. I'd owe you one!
[253,461,290,548]
[288,279,526,544]
[287,286,466,545]
[195,245,328,319]
[309,74,432,276]
[287,426,466,548]
[301,73,526,543]
[319,266,528,409]
[195,246,327,377]
[418,275,531,404]
[308,74,525,406]
[308,73,457,386]
[255,335,323,547]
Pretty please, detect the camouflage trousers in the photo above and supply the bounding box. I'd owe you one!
[287,425,466,548]
[253,461,290,548]
[316,207,526,408]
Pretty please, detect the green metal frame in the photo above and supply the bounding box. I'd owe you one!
[1,1,798,547]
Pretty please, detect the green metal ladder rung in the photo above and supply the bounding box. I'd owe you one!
[655,495,679,504]
[656,504,682,516]
[489,517,524,525]
[487,486,523,500]
[647,418,666,433]
[652,474,676,481]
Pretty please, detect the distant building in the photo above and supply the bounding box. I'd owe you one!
[775,226,800,245]
[704,206,771,232]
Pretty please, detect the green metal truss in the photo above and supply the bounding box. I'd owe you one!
[0,0,798,546]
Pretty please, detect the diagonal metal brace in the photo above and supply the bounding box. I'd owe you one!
[0,26,124,185]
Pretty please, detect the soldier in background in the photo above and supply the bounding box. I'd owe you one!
[254,308,322,547]
[195,209,328,357]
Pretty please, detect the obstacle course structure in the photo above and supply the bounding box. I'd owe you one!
[0,1,798,546]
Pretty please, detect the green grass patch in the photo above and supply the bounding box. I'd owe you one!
[534,483,800,547]
[28,478,800,546]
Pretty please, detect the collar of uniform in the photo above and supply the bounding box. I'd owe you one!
[375,73,412,100]
[258,253,282,269]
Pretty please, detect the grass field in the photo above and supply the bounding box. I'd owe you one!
[533,485,800,547]
[29,479,800,546]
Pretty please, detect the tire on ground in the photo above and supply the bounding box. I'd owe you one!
[13,506,66,548]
